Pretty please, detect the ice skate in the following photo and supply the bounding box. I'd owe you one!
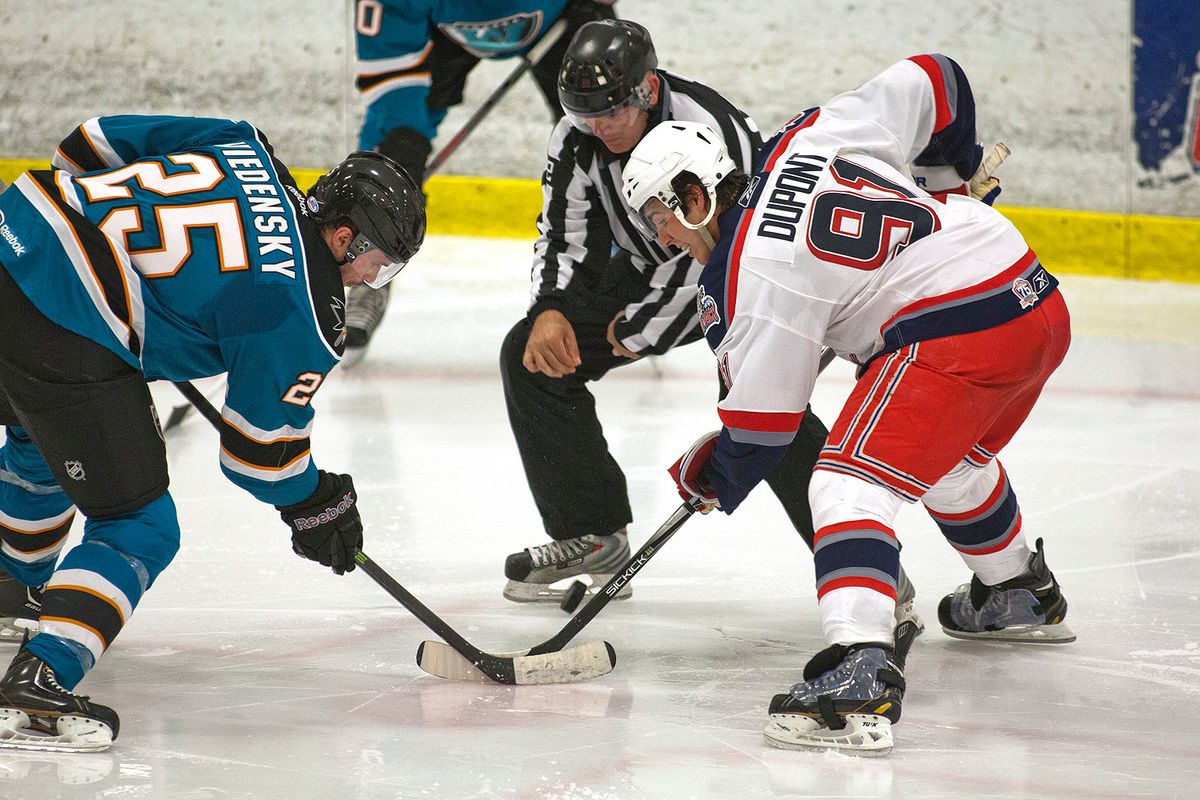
[0,568,42,643]
[0,644,119,752]
[342,282,392,366]
[503,530,632,603]
[763,643,905,756]
[938,538,1075,643]
[892,567,924,665]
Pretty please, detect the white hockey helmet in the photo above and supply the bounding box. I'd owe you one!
[621,120,735,237]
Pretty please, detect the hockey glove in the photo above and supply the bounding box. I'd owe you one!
[668,431,721,512]
[277,470,363,575]
[561,0,618,27]
[378,126,432,187]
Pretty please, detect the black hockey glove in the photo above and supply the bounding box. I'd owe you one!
[378,126,432,187]
[561,0,618,27]
[276,470,363,575]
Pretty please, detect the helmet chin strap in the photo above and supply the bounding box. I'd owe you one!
[675,186,719,248]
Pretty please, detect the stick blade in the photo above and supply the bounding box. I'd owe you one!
[416,640,616,685]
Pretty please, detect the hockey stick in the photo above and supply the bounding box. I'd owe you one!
[424,17,569,178]
[969,142,1010,200]
[174,381,617,684]
[417,499,701,682]
[419,349,838,681]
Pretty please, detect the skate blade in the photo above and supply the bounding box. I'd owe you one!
[416,639,616,685]
[763,713,893,756]
[942,620,1076,644]
[0,710,114,753]
[502,576,632,604]
[0,619,38,644]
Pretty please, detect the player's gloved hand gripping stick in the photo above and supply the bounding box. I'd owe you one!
[171,380,618,684]
[417,349,841,681]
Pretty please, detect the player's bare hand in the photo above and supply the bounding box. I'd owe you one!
[606,311,641,360]
[523,310,582,377]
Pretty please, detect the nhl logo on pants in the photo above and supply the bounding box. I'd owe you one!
[64,460,86,481]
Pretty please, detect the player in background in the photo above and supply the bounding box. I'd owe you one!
[345,0,617,364]
[496,20,913,623]
[622,54,1074,755]
[0,115,425,751]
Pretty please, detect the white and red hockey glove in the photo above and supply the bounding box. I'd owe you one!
[668,431,721,512]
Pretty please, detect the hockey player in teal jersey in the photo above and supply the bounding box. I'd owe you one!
[345,0,616,361]
[0,114,425,751]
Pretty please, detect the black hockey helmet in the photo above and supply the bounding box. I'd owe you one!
[309,151,426,287]
[557,20,658,121]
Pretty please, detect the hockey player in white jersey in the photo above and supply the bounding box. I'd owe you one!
[622,54,1074,755]
[0,116,425,751]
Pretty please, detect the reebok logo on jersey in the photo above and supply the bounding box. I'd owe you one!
[738,176,760,208]
[0,210,27,257]
[294,492,355,530]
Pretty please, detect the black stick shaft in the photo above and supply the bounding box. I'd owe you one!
[526,501,697,656]
[424,18,568,178]
[172,381,222,427]
[175,381,517,681]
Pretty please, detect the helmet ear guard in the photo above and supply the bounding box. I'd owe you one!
[309,151,427,286]
[621,121,735,234]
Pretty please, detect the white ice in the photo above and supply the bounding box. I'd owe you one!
[3,236,1199,799]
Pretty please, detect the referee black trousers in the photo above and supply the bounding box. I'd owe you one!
[499,261,828,549]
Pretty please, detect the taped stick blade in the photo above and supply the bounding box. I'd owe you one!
[416,640,616,685]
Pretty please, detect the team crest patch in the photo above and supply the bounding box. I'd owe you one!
[438,12,541,57]
[1012,277,1039,309]
[697,285,721,333]
[64,460,86,481]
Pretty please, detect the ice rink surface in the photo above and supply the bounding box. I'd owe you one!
[3,236,1199,799]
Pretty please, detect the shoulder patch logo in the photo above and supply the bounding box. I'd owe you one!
[697,285,721,333]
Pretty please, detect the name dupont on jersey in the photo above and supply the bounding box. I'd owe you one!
[294,492,355,530]
[0,211,27,257]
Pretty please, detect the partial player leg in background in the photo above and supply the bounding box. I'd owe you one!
[341,282,392,366]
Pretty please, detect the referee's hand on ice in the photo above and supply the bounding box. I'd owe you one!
[524,310,582,377]
[606,311,641,360]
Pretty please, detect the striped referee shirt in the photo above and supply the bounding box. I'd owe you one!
[528,70,762,355]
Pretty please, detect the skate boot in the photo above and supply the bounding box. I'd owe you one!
[0,568,43,643]
[0,643,119,752]
[764,642,905,756]
[938,538,1075,643]
[503,530,631,603]
[892,566,924,666]
[342,282,392,366]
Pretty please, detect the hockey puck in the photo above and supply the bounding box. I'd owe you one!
[560,580,588,613]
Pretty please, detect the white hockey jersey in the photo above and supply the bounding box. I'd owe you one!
[696,54,1059,510]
